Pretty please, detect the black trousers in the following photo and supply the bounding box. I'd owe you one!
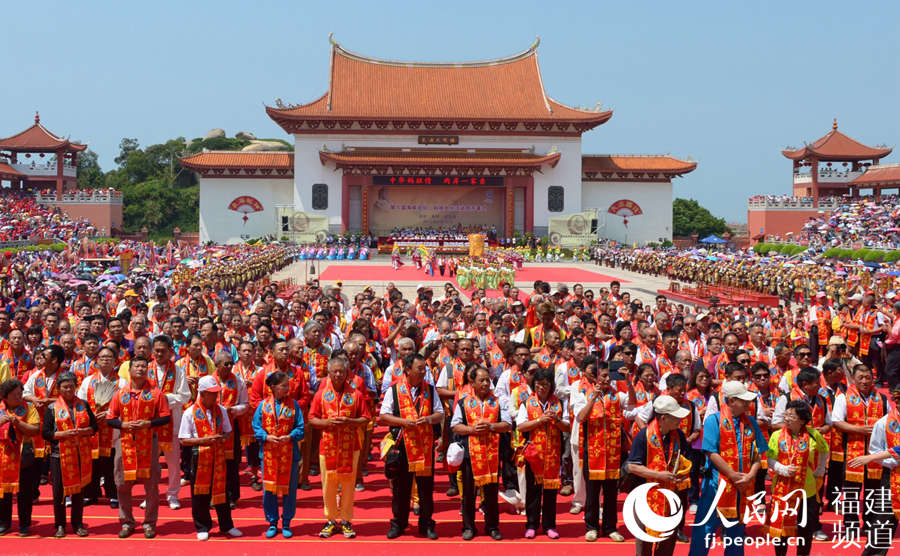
[824,459,844,512]
[774,497,817,556]
[390,468,435,532]
[498,432,517,491]
[87,453,117,501]
[246,440,260,469]
[190,485,234,534]
[180,444,193,480]
[884,345,900,391]
[688,448,705,504]
[524,463,558,531]
[636,523,678,556]
[50,457,84,529]
[584,478,618,535]
[226,426,241,504]
[460,459,499,534]
[0,457,38,531]
[843,475,883,532]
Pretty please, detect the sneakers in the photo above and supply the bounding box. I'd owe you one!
[462,529,476,541]
[266,525,278,538]
[197,532,209,541]
[140,500,147,509]
[227,528,243,538]
[524,528,536,539]
[445,486,459,497]
[75,527,88,537]
[609,531,625,542]
[354,482,364,492]
[282,527,293,538]
[386,525,403,539]
[489,529,502,541]
[546,529,559,539]
[319,521,338,538]
[180,478,190,486]
[689,503,698,514]
[569,503,583,514]
[118,525,134,539]
[585,530,598,542]
[109,499,119,509]
[144,526,157,539]
[168,499,181,510]
[342,522,356,539]
[559,484,574,496]
[813,530,829,541]
[300,482,312,491]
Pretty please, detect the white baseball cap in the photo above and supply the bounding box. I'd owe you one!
[722,380,756,401]
[197,375,222,394]
[653,395,690,419]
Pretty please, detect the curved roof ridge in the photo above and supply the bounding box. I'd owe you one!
[328,33,540,68]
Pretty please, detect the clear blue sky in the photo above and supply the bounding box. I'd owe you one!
[3,1,898,221]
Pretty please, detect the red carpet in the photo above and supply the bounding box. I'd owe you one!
[319,264,626,285]
[8,440,864,556]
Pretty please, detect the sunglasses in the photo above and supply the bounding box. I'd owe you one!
[622,352,635,356]
[797,352,812,358]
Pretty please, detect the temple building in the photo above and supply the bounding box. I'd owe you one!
[0,113,122,234]
[748,119,895,241]
[182,38,697,245]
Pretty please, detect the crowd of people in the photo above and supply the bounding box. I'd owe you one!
[0,229,900,553]
[797,195,900,250]
[0,190,99,243]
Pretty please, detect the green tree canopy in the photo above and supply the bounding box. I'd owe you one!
[672,198,729,238]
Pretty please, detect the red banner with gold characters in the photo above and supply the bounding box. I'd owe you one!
[367,186,504,234]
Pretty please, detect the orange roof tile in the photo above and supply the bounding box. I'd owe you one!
[581,154,697,174]
[267,38,611,132]
[0,113,86,152]
[0,162,24,179]
[180,151,293,170]
[320,148,560,169]
[782,119,891,161]
[849,164,900,186]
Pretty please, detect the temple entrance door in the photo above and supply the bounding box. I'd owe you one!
[514,187,525,233]
[348,186,362,231]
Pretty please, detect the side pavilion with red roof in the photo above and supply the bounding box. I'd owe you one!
[0,112,86,197]
[182,37,697,245]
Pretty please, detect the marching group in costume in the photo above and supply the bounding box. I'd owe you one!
[0,270,899,556]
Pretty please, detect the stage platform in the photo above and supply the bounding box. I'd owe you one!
[659,283,781,308]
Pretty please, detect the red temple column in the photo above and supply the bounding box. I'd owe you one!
[361,184,370,233]
[505,182,514,238]
[55,149,64,198]
[809,157,818,201]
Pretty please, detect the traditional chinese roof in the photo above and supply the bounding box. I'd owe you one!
[0,112,87,153]
[0,162,24,180]
[179,151,294,179]
[267,36,612,136]
[849,163,900,187]
[319,147,561,176]
[581,154,697,182]
[782,119,892,161]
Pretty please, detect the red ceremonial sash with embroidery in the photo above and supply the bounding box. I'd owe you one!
[632,381,658,436]
[844,386,885,482]
[524,393,562,489]
[53,397,93,496]
[302,346,329,379]
[884,409,900,519]
[319,378,359,476]
[856,310,877,356]
[768,428,812,538]
[562,359,580,385]
[790,386,826,429]
[118,384,158,481]
[260,396,294,495]
[584,390,622,480]
[71,355,98,384]
[821,383,846,461]
[216,372,251,448]
[395,376,434,476]
[3,349,33,381]
[148,359,176,451]
[716,403,756,519]
[463,394,501,486]
[0,401,26,494]
[178,356,210,410]
[85,372,115,458]
[510,385,530,454]
[645,419,686,519]
[31,371,58,457]
[190,403,227,505]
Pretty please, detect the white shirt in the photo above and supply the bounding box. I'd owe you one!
[76,370,119,402]
[381,362,434,396]
[515,396,570,426]
[178,403,232,439]
[450,397,512,427]
[832,391,885,422]
[570,386,632,447]
[24,371,58,398]
[215,373,249,417]
[869,414,899,469]
[150,360,192,411]
[772,393,833,426]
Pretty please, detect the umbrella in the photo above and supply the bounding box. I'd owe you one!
[699,235,727,244]
[76,273,94,281]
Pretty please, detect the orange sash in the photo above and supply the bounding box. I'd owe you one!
[645,419,687,517]
[821,383,846,461]
[301,346,329,379]
[118,384,158,481]
[584,390,622,480]
[394,377,434,476]
[0,402,26,495]
[462,394,501,486]
[53,397,93,496]
[844,386,885,482]
[524,393,563,489]
[216,372,251,450]
[148,359,176,452]
[190,402,227,505]
[716,403,756,519]
[856,310,877,357]
[884,409,900,519]
[85,372,115,458]
[260,396,295,495]
[30,370,59,457]
[768,428,812,538]
[319,378,360,476]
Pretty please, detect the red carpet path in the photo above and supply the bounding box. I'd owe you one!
[7,439,868,556]
[318,265,627,286]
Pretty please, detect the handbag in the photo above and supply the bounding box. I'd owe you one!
[382,431,403,480]
[523,441,543,476]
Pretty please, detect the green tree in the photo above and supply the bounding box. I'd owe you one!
[76,148,105,190]
[672,198,729,237]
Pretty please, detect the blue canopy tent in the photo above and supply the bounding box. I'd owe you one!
[699,235,727,244]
